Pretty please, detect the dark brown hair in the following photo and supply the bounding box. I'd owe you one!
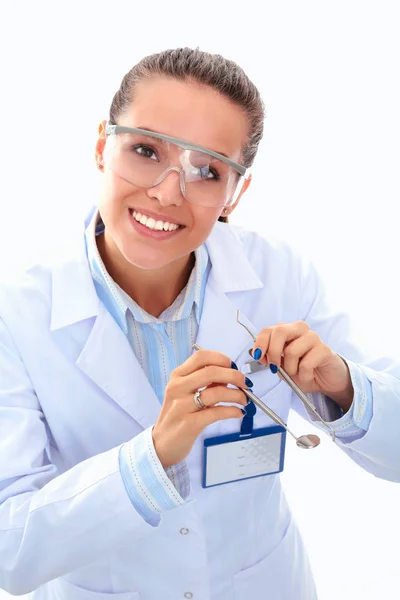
[108,47,265,223]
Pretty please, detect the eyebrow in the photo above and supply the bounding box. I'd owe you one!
[136,125,230,159]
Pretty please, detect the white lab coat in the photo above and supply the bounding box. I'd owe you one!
[0,218,399,600]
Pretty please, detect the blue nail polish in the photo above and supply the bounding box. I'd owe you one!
[245,377,254,387]
[241,408,247,415]
[270,364,278,374]
[253,348,262,360]
[231,361,238,370]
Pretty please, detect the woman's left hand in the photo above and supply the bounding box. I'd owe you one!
[252,321,354,411]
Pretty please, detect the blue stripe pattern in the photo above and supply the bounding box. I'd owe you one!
[85,210,208,523]
[316,359,373,442]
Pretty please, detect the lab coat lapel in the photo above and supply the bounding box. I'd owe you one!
[51,231,161,430]
[196,223,264,363]
[76,303,161,429]
[195,279,256,363]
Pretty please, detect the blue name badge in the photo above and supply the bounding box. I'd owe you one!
[202,425,286,488]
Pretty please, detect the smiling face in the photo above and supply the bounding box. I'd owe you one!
[95,77,251,272]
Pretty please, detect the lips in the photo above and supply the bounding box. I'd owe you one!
[128,208,184,240]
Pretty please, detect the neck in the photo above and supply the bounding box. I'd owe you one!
[97,233,196,318]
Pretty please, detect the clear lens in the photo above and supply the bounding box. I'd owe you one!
[106,133,241,207]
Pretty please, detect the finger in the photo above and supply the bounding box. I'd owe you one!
[297,345,332,385]
[282,331,320,376]
[182,364,252,394]
[251,328,272,363]
[191,404,244,430]
[265,322,309,367]
[250,321,289,361]
[252,321,309,366]
[205,381,228,390]
[173,349,231,377]
[189,386,248,412]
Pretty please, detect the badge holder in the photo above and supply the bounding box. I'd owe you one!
[194,345,287,488]
[202,423,287,488]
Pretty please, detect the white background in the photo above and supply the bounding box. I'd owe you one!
[0,1,399,598]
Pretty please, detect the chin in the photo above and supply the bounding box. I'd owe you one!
[121,247,172,271]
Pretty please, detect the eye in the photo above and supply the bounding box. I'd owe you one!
[132,145,158,160]
[197,165,220,181]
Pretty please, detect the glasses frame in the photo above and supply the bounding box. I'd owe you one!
[105,124,249,177]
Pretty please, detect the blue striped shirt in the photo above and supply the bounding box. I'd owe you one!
[84,209,373,525]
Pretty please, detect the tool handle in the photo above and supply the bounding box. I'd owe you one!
[241,387,288,429]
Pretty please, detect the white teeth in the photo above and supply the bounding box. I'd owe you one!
[132,210,180,232]
[146,218,156,229]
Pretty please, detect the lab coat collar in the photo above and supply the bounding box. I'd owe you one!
[205,221,263,293]
[50,231,100,331]
[51,218,263,331]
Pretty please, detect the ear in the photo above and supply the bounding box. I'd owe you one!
[95,120,108,169]
[221,174,252,217]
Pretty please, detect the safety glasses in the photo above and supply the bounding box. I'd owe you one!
[105,124,250,208]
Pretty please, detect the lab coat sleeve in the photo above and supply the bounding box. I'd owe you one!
[0,318,160,596]
[291,256,400,482]
[119,427,190,526]
[301,359,373,442]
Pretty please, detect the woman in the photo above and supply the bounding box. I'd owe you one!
[0,47,399,600]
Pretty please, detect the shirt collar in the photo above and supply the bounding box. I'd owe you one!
[85,209,209,329]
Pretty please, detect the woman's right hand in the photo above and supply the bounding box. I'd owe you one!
[152,350,252,468]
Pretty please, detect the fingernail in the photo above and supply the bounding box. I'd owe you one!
[231,361,238,370]
[253,348,262,360]
[270,364,278,374]
[241,408,247,415]
[245,377,254,387]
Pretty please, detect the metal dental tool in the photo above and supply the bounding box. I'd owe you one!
[235,310,336,443]
[192,342,320,449]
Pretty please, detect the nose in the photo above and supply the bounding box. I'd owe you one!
[146,167,185,207]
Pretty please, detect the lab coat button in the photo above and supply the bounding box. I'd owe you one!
[180,527,189,535]
[184,593,193,599]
